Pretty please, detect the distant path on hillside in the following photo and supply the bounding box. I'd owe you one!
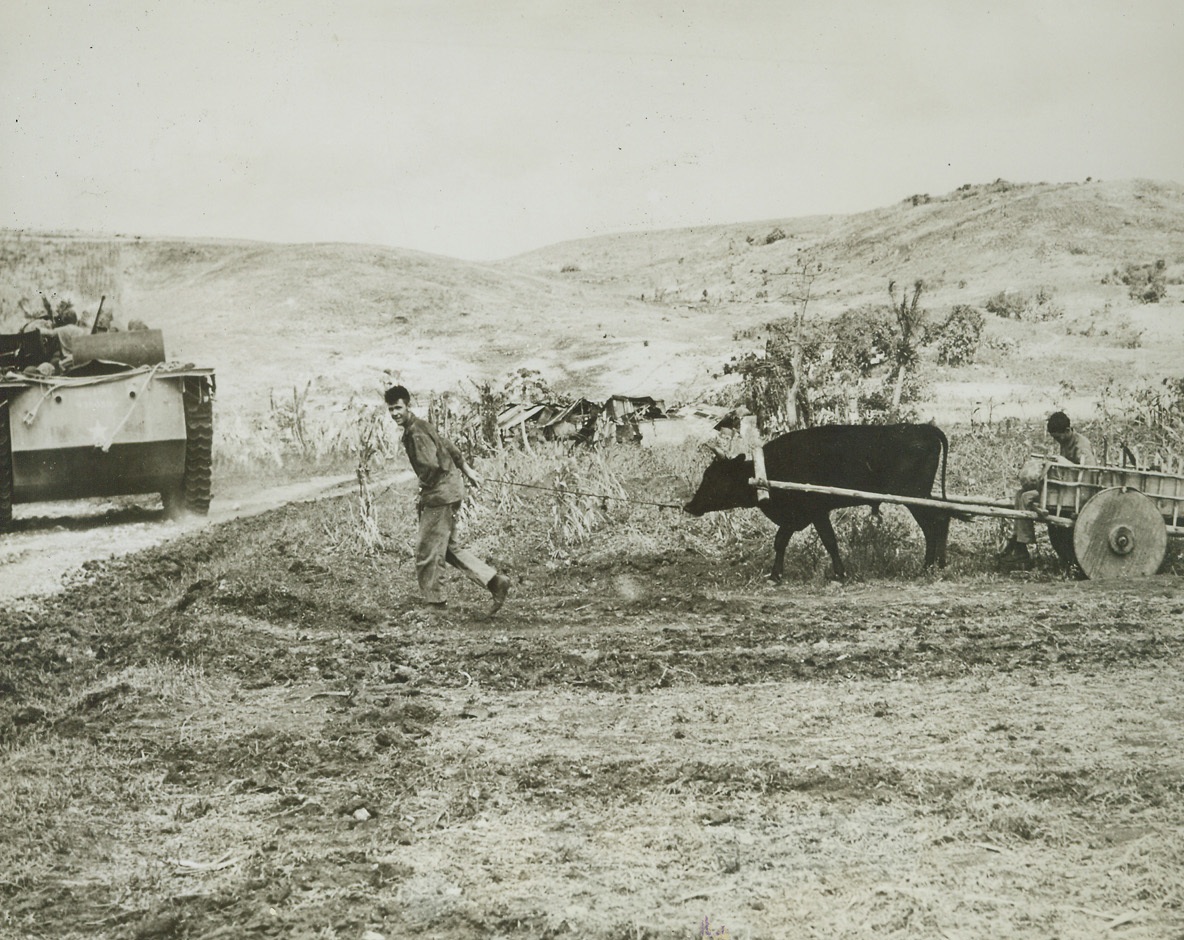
[0,473,411,604]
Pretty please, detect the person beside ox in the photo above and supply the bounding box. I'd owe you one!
[998,411,1095,570]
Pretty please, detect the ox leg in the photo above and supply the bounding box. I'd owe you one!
[812,513,847,581]
[910,508,951,569]
[770,526,793,583]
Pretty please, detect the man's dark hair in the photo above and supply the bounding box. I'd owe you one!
[1047,411,1071,434]
[384,384,410,406]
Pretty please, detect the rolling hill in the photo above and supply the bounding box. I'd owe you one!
[2,178,1181,425]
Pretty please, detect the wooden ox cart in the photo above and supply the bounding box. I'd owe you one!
[748,448,1183,581]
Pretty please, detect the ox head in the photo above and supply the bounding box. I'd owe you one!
[684,443,756,516]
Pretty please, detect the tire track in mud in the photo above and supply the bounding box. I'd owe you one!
[0,473,371,604]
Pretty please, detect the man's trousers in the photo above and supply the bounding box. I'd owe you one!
[416,501,495,603]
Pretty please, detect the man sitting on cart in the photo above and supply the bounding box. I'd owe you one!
[999,411,1096,570]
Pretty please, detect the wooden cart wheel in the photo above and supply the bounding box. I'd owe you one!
[1071,487,1167,580]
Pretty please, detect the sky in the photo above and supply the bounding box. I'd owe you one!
[3,0,1182,261]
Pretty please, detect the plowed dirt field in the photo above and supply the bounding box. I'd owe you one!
[2,490,1182,940]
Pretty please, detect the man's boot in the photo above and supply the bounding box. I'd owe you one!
[996,538,1023,560]
[488,574,511,613]
[1002,543,1034,571]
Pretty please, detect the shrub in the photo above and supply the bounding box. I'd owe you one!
[1123,377,1184,459]
[934,305,985,365]
[835,505,937,577]
[984,290,1028,319]
[827,305,895,374]
[1109,318,1144,349]
[983,287,1063,322]
[1118,260,1167,303]
[724,318,825,432]
[983,334,1017,354]
[1031,286,1064,322]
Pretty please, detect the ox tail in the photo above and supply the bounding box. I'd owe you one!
[935,425,975,523]
[938,426,949,500]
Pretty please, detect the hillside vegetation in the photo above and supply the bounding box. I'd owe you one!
[506,179,1184,306]
[2,178,1181,427]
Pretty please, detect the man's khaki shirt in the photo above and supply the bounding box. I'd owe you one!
[401,415,466,506]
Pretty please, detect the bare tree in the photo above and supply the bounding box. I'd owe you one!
[887,278,925,413]
[728,255,825,434]
[779,256,824,429]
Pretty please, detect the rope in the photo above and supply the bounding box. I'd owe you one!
[484,477,683,510]
[97,365,162,452]
[20,384,60,427]
[16,365,157,428]
[364,471,684,510]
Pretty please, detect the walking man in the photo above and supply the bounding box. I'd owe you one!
[385,385,511,612]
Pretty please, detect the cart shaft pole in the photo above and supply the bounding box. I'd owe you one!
[748,477,1063,524]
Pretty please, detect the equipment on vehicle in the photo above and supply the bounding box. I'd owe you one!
[0,328,214,531]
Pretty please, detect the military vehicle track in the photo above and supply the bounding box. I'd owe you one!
[0,401,12,531]
[163,375,213,517]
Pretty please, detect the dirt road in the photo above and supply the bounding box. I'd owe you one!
[0,473,387,603]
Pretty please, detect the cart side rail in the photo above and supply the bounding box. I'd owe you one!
[1039,457,1184,529]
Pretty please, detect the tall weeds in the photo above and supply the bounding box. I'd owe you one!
[352,404,387,553]
[216,394,401,477]
[219,383,1184,581]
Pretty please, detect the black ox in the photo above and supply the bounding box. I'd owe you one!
[684,423,957,581]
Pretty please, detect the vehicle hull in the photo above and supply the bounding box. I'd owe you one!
[0,367,214,525]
